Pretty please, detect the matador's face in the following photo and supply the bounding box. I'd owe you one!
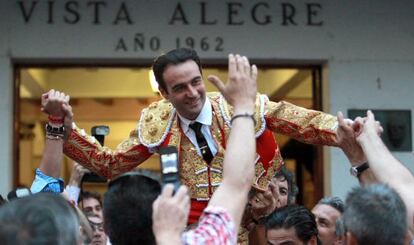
[160,60,206,120]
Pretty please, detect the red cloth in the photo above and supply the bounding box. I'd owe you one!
[189,199,208,224]
[256,129,278,175]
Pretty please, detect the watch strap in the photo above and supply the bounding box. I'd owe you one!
[350,162,369,177]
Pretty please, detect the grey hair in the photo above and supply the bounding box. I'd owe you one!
[0,193,80,245]
[317,196,344,214]
[343,184,407,245]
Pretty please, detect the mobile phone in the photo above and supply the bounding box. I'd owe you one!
[81,126,109,183]
[159,146,181,193]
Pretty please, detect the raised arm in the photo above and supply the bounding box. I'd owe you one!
[31,90,72,194]
[336,111,377,185]
[206,54,257,229]
[356,111,414,234]
[41,90,152,180]
[63,127,152,179]
[65,161,91,203]
[39,90,72,178]
[337,110,414,235]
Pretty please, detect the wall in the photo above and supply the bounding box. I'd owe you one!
[0,57,13,197]
[0,0,413,199]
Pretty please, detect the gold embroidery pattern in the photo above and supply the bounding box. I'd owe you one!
[265,100,338,146]
[210,155,224,194]
[237,226,249,244]
[176,102,227,200]
[253,148,284,191]
[253,162,266,189]
[138,99,175,147]
[176,146,197,198]
[64,126,152,179]
[220,93,265,136]
[179,135,208,199]
[210,95,228,145]
[116,130,140,150]
[168,119,181,148]
[135,93,283,197]
[138,92,264,147]
[211,93,281,193]
[260,153,284,189]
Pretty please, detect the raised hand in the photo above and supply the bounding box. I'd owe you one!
[249,184,277,220]
[41,89,70,118]
[152,184,190,245]
[207,54,257,111]
[336,111,366,164]
[356,110,383,143]
[68,161,90,187]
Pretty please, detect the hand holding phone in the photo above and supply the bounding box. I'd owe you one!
[159,146,181,193]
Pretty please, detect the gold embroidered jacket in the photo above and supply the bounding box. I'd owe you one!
[63,92,338,200]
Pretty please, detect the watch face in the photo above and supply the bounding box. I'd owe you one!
[350,167,359,177]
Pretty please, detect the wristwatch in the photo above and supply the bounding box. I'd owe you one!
[350,162,369,177]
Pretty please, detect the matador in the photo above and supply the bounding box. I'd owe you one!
[61,49,339,224]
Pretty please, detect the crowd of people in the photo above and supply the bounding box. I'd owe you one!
[0,48,413,245]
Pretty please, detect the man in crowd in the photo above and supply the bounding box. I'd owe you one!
[343,184,407,245]
[265,205,320,245]
[247,166,299,244]
[104,172,162,245]
[0,193,81,245]
[312,196,344,245]
[85,212,108,245]
[79,191,104,219]
[43,48,345,226]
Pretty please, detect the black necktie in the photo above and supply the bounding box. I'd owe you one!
[189,122,213,164]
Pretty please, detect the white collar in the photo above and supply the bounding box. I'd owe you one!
[178,98,212,133]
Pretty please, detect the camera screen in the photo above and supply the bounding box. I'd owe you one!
[94,126,109,135]
[161,153,178,174]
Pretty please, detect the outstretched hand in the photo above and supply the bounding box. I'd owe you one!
[355,110,383,143]
[68,161,90,186]
[207,54,257,110]
[249,183,277,220]
[336,111,366,164]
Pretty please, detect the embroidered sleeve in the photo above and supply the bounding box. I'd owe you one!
[265,100,338,146]
[63,126,152,180]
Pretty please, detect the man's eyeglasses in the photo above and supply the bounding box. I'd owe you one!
[88,219,104,232]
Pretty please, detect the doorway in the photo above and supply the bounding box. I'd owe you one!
[15,64,323,207]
